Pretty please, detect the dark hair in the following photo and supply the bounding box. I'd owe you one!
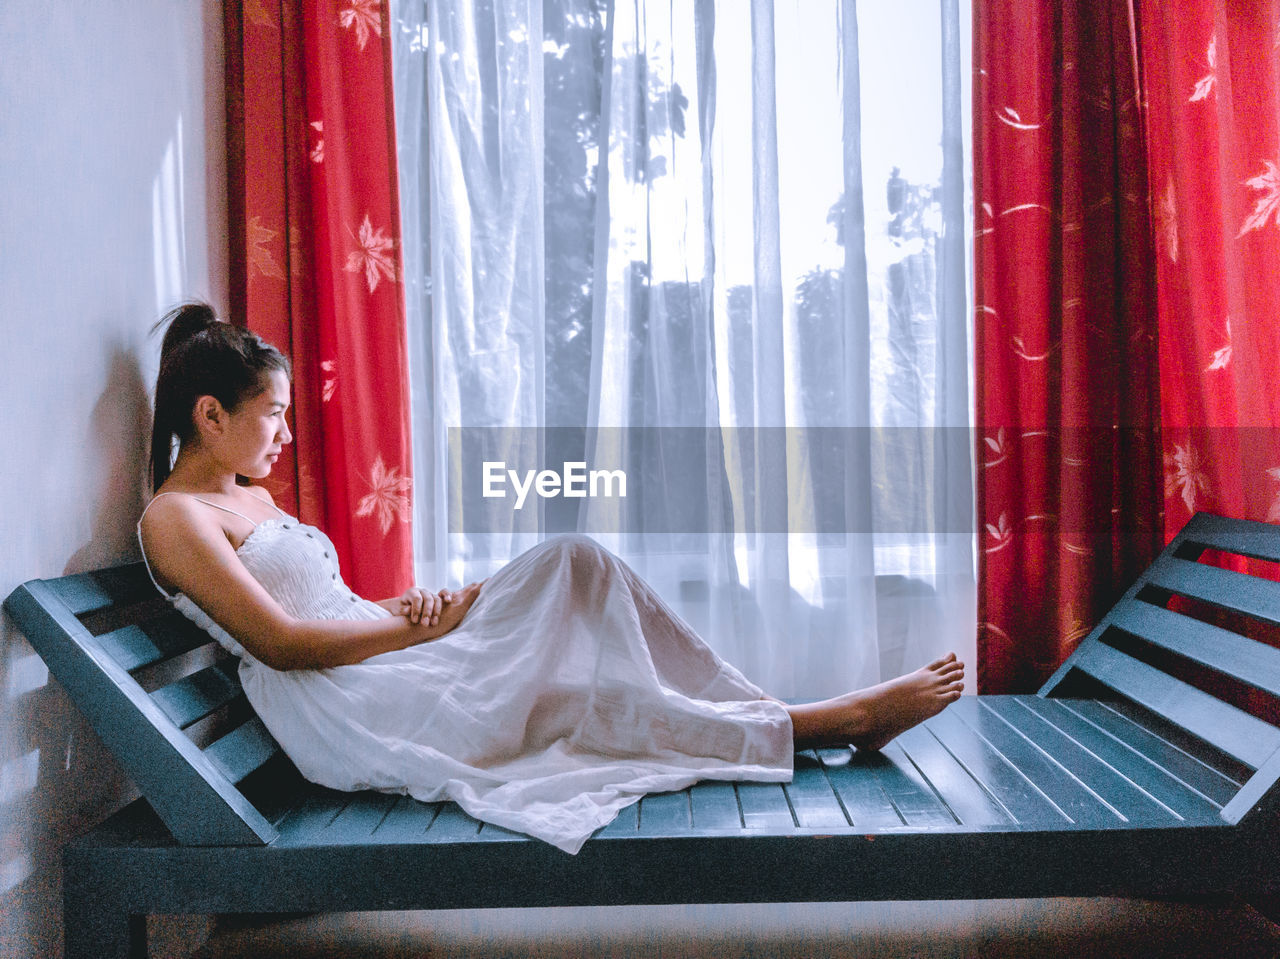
[149,302,291,491]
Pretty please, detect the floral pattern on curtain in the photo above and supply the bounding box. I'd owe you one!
[224,0,414,600]
[973,0,1164,693]
[1138,1,1280,538]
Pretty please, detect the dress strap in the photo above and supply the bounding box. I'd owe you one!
[241,486,289,519]
[134,490,287,600]
[136,492,181,599]
[185,495,260,524]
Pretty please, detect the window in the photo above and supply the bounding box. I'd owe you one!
[390,0,975,696]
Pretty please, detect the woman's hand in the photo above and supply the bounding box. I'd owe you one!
[379,580,484,639]
[395,586,444,626]
[423,580,484,639]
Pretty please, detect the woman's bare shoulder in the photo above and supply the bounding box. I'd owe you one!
[139,492,226,553]
[140,490,202,528]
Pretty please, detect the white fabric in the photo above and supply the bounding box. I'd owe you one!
[143,512,793,854]
[390,0,978,702]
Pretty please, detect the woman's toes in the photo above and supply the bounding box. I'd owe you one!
[932,665,962,685]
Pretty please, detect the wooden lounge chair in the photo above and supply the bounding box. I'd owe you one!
[6,512,1280,958]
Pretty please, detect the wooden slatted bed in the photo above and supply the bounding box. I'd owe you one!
[7,512,1280,958]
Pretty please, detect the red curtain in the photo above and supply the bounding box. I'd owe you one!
[1139,1,1280,537]
[974,0,1165,693]
[224,0,414,600]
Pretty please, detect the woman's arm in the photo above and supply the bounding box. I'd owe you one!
[139,495,476,670]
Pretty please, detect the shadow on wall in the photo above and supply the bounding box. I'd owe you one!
[0,346,151,956]
[65,346,152,575]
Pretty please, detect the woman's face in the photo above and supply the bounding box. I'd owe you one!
[221,369,293,478]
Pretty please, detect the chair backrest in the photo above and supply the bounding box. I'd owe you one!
[1041,512,1280,826]
[3,564,296,845]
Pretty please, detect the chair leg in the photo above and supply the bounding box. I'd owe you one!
[64,873,147,959]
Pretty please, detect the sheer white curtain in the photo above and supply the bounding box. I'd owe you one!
[391,0,975,699]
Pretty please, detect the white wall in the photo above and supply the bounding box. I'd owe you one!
[0,2,227,954]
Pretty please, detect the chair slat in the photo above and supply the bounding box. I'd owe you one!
[203,717,280,784]
[689,781,742,830]
[274,791,349,843]
[786,753,851,828]
[370,796,443,843]
[596,802,640,836]
[953,698,1122,827]
[1181,512,1280,564]
[96,611,219,672]
[475,821,527,842]
[1111,600,1280,697]
[895,723,1013,827]
[46,574,117,616]
[637,790,691,834]
[93,625,165,672]
[982,696,1182,825]
[874,742,958,827]
[925,706,1071,826]
[1064,699,1244,801]
[423,804,484,843]
[736,782,796,829]
[816,749,906,829]
[47,565,158,616]
[1016,696,1225,820]
[312,793,399,845]
[150,660,243,730]
[1071,642,1280,769]
[1146,556,1280,626]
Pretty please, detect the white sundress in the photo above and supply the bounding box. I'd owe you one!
[137,492,794,854]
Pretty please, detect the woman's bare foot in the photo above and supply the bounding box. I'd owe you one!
[786,654,965,751]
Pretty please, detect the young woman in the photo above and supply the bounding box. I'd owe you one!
[138,303,964,853]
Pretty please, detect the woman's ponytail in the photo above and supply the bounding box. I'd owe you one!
[157,302,218,365]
